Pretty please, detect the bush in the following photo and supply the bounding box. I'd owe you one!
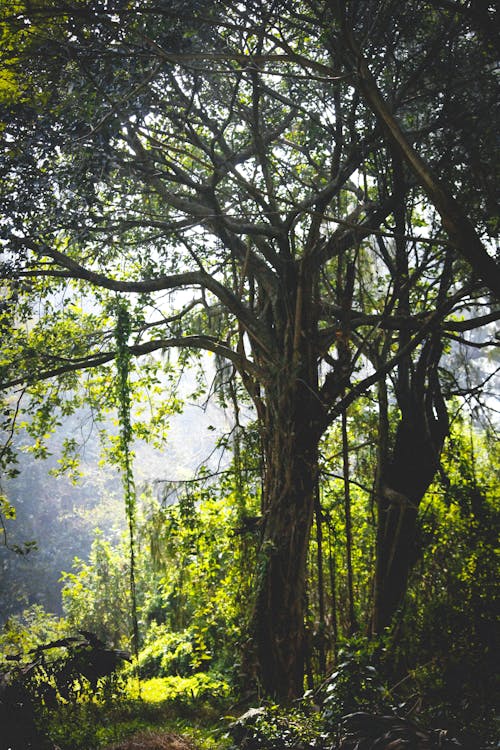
[386,473,499,744]
[0,630,129,750]
[227,704,321,750]
[0,605,69,664]
[137,625,195,678]
[317,640,394,731]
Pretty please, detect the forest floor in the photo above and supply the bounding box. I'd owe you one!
[102,730,197,749]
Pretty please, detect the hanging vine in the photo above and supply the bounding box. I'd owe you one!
[115,300,139,659]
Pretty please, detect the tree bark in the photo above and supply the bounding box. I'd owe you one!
[372,338,448,634]
[314,488,327,677]
[247,375,321,700]
[342,403,357,635]
[244,262,326,700]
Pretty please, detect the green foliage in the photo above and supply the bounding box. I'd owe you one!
[137,626,195,678]
[46,695,232,750]
[227,704,321,750]
[40,668,231,750]
[59,472,257,680]
[316,640,393,731]
[61,531,132,648]
[0,491,37,554]
[114,298,139,656]
[141,484,258,677]
[114,300,136,529]
[384,425,499,742]
[0,605,68,663]
[136,673,231,707]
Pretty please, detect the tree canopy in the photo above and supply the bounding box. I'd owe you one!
[1,0,498,699]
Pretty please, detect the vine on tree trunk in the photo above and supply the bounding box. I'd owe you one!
[115,300,139,659]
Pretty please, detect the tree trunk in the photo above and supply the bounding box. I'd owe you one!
[372,340,448,633]
[251,413,319,696]
[314,488,327,677]
[372,424,434,633]
[342,403,357,635]
[246,360,322,700]
[327,517,339,662]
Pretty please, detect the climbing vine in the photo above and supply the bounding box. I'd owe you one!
[115,300,139,658]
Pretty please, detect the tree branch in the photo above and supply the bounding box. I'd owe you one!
[17,240,276,359]
[0,335,263,392]
[342,27,500,298]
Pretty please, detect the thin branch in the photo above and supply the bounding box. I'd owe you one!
[0,387,26,467]
[324,282,476,427]
[320,469,372,496]
[443,334,498,349]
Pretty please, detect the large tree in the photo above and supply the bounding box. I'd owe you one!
[1,0,498,698]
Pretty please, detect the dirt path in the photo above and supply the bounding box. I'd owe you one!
[104,730,197,750]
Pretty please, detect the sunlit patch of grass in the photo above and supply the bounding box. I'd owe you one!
[50,710,231,750]
[130,673,231,704]
[45,672,233,749]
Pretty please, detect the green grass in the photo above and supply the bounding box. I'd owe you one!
[43,673,233,750]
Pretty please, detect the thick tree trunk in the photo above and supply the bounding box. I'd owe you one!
[372,436,423,635]
[246,364,322,700]
[252,411,319,696]
[372,433,435,632]
[240,256,330,700]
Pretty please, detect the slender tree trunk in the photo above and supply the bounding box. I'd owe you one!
[342,403,357,635]
[304,590,315,692]
[327,518,339,662]
[315,487,327,677]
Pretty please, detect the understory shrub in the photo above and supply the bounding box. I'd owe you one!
[0,631,129,750]
[137,625,195,678]
[227,705,321,750]
[316,640,394,730]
